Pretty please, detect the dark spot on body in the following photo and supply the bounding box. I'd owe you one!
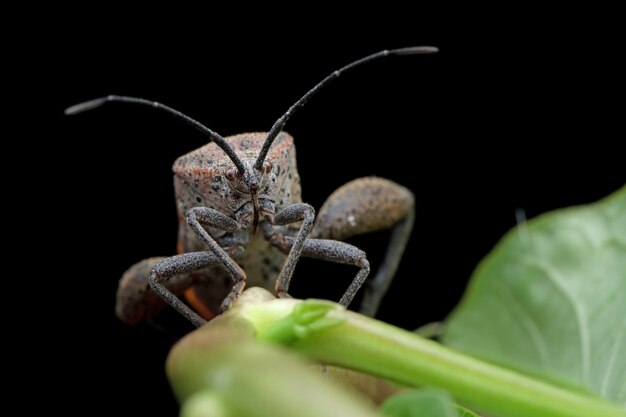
[196,196,202,203]
[288,173,292,179]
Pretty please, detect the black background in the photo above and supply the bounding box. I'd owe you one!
[44,9,624,417]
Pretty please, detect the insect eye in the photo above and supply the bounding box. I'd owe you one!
[257,161,272,174]
[226,167,242,181]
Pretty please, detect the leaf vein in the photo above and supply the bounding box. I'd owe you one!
[600,325,625,398]
[495,280,552,367]
[524,259,590,383]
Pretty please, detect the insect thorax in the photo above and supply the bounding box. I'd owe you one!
[173,132,302,254]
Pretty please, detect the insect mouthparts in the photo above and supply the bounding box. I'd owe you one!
[251,191,260,234]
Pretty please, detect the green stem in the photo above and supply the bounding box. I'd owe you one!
[167,311,383,417]
[239,298,625,417]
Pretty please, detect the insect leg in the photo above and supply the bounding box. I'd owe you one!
[311,177,415,316]
[268,236,370,307]
[185,207,247,313]
[116,256,198,325]
[148,252,221,327]
[265,203,315,297]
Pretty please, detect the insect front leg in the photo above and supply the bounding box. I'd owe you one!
[181,207,247,312]
[263,203,315,298]
[144,207,247,327]
[311,177,415,317]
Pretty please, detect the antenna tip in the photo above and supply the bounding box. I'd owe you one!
[391,46,439,55]
[64,97,109,115]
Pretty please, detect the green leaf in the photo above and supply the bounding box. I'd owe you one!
[380,389,459,417]
[454,405,480,417]
[443,186,626,405]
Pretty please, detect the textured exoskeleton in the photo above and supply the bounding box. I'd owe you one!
[116,132,414,326]
[66,46,436,327]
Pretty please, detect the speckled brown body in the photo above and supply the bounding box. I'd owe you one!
[172,132,302,314]
[116,128,415,324]
[174,132,302,227]
[74,47,435,327]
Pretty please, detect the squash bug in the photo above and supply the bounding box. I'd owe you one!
[66,46,438,327]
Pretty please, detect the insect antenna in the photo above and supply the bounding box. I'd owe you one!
[65,95,246,174]
[253,46,438,169]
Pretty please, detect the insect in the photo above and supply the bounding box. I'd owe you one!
[66,46,437,328]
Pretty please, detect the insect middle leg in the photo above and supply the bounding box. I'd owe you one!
[117,206,248,327]
[115,250,238,328]
[148,252,225,327]
[115,253,239,327]
[116,256,195,325]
